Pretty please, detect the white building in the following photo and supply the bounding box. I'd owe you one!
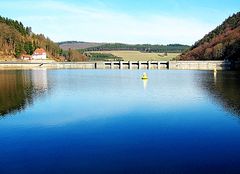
[32,48,47,60]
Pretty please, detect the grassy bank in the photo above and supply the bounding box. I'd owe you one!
[87,51,180,61]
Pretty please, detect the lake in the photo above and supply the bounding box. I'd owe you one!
[0,69,240,174]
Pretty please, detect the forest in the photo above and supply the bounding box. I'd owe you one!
[180,12,240,61]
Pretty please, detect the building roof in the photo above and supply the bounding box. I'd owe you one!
[33,48,46,55]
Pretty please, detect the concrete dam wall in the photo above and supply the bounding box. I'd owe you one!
[168,61,232,70]
[0,60,235,70]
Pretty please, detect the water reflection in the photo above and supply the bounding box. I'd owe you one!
[214,70,217,83]
[199,70,240,116]
[0,70,49,116]
[31,68,48,91]
[1,69,240,119]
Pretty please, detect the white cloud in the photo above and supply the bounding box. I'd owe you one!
[1,0,215,45]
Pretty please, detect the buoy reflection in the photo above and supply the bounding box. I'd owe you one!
[143,79,148,90]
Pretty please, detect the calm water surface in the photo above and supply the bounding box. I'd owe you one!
[0,69,240,174]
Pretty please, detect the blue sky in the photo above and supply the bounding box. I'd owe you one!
[0,0,239,45]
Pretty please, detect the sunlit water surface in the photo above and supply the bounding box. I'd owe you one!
[0,69,240,174]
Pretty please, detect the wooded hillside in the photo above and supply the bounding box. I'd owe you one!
[0,16,63,59]
[180,12,240,61]
[58,41,190,53]
[0,16,87,61]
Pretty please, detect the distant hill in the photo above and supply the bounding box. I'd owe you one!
[59,41,190,53]
[180,12,240,61]
[0,16,62,60]
[58,41,105,50]
[84,43,190,53]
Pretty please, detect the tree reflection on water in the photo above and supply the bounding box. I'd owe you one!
[0,69,48,116]
[199,70,240,116]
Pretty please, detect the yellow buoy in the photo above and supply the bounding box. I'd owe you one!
[142,72,148,80]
